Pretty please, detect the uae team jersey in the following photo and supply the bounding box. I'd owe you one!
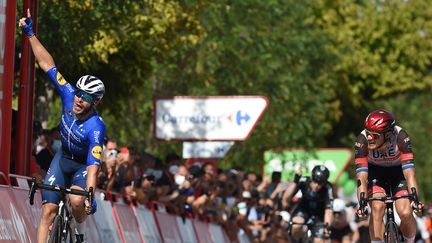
[354,126,414,173]
[46,67,105,166]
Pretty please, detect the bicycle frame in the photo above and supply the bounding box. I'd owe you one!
[359,187,419,243]
[28,177,93,243]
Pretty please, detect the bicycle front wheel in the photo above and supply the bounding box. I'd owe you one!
[48,215,63,243]
[384,220,400,243]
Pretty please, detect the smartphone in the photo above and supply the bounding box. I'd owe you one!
[107,149,118,160]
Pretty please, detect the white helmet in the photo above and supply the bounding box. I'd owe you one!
[76,75,105,100]
[333,198,346,212]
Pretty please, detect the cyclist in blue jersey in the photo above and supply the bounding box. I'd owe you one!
[19,10,105,243]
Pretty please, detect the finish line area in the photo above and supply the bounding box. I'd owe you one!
[0,173,241,243]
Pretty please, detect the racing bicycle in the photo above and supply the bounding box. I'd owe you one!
[359,187,420,243]
[28,177,94,243]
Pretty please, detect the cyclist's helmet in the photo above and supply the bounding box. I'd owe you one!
[76,75,105,101]
[311,165,329,184]
[364,110,395,133]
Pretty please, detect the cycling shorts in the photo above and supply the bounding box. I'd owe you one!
[41,150,87,204]
[367,163,408,197]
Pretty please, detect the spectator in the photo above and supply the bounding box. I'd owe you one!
[33,129,55,174]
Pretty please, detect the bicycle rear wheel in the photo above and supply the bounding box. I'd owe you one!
[48,215,63,243]
[384,220,400,243]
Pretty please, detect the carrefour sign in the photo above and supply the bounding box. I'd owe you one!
[154,96,268,140]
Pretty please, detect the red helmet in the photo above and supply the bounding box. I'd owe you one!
[364,110,396,133]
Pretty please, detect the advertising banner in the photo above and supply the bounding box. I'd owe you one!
[154,212,182,243]
[155,96,268,140]
[208,223,227,243]
[193,220,212,243]
[176,216,197,243]
[10,187,41,242]
[112,201,143,243]
[93,193,122,243]
[133,205,162,243]
[264,149,353,183]
[0,186,31,242]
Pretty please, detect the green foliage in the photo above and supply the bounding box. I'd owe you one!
[21,0,432,199]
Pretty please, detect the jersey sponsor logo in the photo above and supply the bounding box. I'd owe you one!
[372,147,396,159]
[91,145,102,160]
[48,175,56,185]
[56,72,67,86]
[355,142,364,148]
[66,83,75,93]
[93,131,100,143]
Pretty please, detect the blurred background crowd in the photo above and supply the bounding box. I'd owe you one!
[30,127,432,243]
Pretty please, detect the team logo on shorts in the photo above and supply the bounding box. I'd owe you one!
[91,146,102,160]
[56,72,67,86]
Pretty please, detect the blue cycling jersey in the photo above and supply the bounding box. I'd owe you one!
[46,67,105,166]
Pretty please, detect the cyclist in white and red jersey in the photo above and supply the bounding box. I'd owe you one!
[354,110,424,243]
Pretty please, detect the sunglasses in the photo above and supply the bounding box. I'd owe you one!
[75,90,95,104]
[365,130,382,140]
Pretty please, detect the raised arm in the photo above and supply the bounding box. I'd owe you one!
[18,9,55,72]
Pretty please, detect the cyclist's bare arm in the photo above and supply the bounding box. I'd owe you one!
[281,181,298,208]
[324,208,333,226]
[84,165,98,214]
[18,9,55,72]
[356,172,368,201]
[397,130,419,195]
[403,168,419,194]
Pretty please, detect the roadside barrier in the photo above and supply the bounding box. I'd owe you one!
[0,175,242,243]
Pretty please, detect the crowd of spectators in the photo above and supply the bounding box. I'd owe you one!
[30,131,432,243]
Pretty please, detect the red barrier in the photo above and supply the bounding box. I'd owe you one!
[0,183,234,243]
[153,211,183,243]
[133,204,163,243]
[193,219,212,243]
[0,186,32,242]
[10,186,41,241]
[208,223,229,243]
[112,200,144,243]
[176,216,198,243]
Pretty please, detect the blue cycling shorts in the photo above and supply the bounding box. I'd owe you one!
[41,150,87,204]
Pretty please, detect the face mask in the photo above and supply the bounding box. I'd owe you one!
[51,140,62,152]
[169,165,179,175]
[175,175,186,186]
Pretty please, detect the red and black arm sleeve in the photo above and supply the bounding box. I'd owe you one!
[354,133,369,174]
[397,129,415,170]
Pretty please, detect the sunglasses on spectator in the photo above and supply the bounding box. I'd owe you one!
[365,130,382,140]
[75,90,95,104]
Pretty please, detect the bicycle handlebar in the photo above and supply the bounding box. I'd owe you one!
[359,187,419,215]
[28,177,94,205]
